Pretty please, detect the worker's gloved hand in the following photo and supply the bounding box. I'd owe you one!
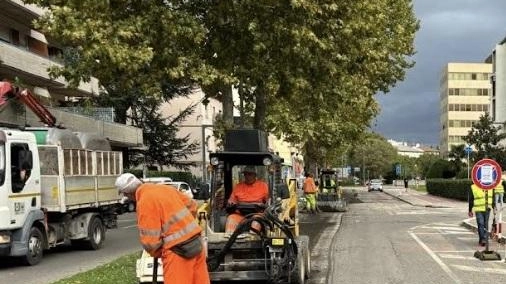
[225,203,237,214]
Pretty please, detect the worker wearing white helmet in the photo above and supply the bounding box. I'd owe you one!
[115,173,209,284]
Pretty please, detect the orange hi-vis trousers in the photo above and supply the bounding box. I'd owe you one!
[161,246,210,284]
[225,213,262,234]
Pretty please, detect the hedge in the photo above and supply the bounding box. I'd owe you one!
[125,169,199,187]
[426,179,471,201]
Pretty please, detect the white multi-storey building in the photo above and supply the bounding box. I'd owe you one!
[488,37,506,129]
[0,0,142,148]
[439,63,492,158]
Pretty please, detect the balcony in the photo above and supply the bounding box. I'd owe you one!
[0,1,44,26]
[0,40,99,96]
[0,104,143,147]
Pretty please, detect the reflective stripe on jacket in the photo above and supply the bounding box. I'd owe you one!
[471,184,493,212]
[136,183,201,256]
[495,183,504,194]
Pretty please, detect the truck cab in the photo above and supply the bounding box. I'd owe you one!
[0,130,42,257]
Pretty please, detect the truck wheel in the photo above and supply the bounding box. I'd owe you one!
[22,227,44,266]
[85,217,105,250]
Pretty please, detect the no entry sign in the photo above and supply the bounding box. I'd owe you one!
[471,159,502,190]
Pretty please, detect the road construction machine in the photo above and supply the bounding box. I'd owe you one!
[0,81,123,265]
[203,129,310,283]
[316,169,347,212]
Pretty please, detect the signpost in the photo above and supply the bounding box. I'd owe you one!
[464,145,473,179]
[471,158,502,261]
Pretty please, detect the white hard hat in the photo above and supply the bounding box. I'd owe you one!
[115,173,142,194]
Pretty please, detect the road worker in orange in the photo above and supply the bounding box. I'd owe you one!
[225,166,269,236]
[115,173,210,284]
[303,172,318,213]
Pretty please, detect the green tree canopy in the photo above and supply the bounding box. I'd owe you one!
[465,113,506,167]
[348,133,398,179]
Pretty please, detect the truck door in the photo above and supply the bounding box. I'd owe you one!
[7,142,40,228]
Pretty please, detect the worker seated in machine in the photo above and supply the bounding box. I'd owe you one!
[225,166,269,237]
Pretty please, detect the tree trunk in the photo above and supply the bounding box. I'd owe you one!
[254,82,266,131]
[221,85,234,128]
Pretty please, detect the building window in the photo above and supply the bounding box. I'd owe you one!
[10,29,20,45]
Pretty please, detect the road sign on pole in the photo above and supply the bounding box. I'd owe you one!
[464,146,472,179]
[471,158,502,190]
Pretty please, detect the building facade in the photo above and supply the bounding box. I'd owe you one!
[488,37,506,128]
[0,0,142,148]
[439,63,492,158]
[159,88,222,181]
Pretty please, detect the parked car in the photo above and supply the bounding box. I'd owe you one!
[121,177,196,212]
[368,179,383,192]
[165,181,194,199]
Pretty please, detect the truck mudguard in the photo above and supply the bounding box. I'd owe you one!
[9,209,45,256]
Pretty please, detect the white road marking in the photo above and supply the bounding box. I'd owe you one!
[410,232,462,284]
[433,250,476,253]
[430,227,468,231]
[415,232,474,235]
[438,253,476,260]
[452,264,506,274]
[457,237,477,241]
[122,224,138,229]
[118,219,137,222]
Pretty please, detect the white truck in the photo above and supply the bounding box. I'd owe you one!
[0,82,124,265]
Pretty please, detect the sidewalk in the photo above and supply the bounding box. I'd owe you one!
[383,186,506,244]
[382,186,467,209]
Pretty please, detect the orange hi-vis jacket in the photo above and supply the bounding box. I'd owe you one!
[229,180,269,204]
[135,183,201,257]
[303,177,317,194]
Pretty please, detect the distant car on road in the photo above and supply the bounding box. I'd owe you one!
[368,179,383,192]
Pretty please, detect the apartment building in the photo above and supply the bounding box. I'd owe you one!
[439,63,492,158]
[0,0,142,148]
[487,36,506,128]
[159,88,222,181]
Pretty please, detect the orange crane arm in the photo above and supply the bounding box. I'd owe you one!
[0,81,57,127]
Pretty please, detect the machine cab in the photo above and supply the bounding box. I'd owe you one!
[207,152,285,233]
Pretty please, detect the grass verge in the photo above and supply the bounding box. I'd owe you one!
[51,251,140,284]
[410,184,427,193]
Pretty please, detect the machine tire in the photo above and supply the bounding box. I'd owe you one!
[22,227,44,266]
[291,250,305,284]
[84,216,105,250]
[297,235,311,279]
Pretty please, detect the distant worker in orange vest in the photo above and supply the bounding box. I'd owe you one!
[303,173,318,213]
[225,166,269,236]
[115,173,210,284]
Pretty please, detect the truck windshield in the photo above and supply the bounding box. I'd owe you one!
[0,144,5,185]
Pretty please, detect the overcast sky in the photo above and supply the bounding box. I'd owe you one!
[373,0,506,146]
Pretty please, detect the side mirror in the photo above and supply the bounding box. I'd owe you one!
[195,183,210,200]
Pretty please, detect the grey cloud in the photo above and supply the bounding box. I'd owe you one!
[374,0,506,146]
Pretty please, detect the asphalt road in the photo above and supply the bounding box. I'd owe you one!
[5,186,501,284]
[0,213,140,284]
[327,186,506,284]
